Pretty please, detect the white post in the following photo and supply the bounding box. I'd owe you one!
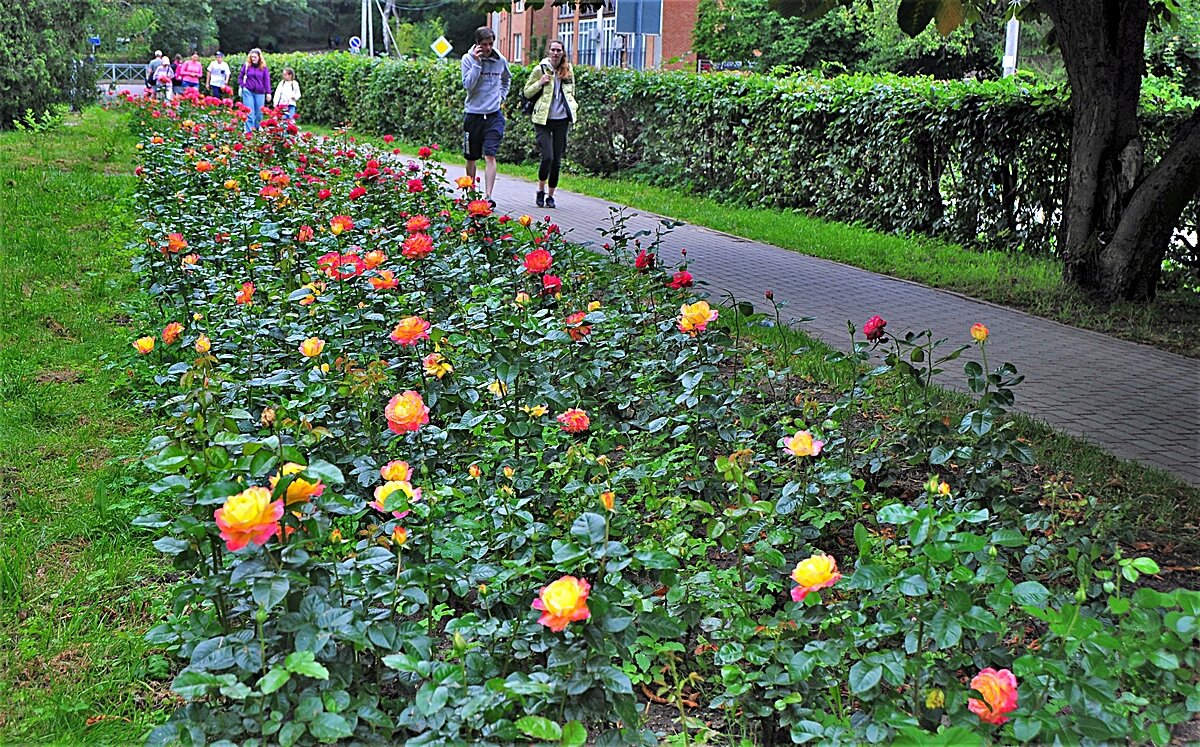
[1002,17,1020,77]
[361,0,368,54]
[367,1,375,56]
[595,3,604,67]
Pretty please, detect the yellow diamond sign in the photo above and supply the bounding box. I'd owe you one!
[431,36,453,59]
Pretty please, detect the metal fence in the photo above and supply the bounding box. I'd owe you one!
[97,62,148,83]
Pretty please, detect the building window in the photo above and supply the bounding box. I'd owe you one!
[512,33,523,62]
[558,2,574,18]
[557,22,574,56]
[513,0,525,11]
[578,19,597,63]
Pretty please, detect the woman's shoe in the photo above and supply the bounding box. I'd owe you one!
[545,196,556,209]
[536,190,545,208]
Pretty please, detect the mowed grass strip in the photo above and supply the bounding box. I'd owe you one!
[310,126,1199,357]
[0,107,172,742]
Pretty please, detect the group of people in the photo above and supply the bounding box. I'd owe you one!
[143,48,301,132]
[461,27,577,209]
[140,27,571,206]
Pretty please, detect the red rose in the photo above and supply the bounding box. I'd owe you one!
[668,270,694,289]
[407,178,425,193]
[349,186,367,200]
[542,274,562,295]
[418,146,432,158]
[863,315,887,341]
[635,250,655,271]
[524,249,553,274]
[317,188,332,200]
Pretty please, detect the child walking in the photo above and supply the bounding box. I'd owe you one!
[272,68,301,120]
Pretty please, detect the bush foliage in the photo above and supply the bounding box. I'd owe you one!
[263,53,1198,280]
[122,91,1198,746]
[0,0,94,129]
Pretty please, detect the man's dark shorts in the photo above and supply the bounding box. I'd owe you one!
[463,111,505,161]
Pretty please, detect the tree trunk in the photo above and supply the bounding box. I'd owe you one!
[1047,0,1200,301]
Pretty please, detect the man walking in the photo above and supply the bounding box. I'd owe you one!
[460,27,511,206]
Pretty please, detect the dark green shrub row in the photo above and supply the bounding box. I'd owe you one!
[0,1,95,128]
[265,52,1197,272]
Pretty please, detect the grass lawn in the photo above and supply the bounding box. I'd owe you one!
[0,107,172,742]
[309,126,1200,358]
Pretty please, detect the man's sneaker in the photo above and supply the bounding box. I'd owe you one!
[536,190,545,208]
[487,198,497,209]
[545,196,556,209]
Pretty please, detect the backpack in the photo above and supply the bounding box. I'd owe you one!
[520,64,549,116]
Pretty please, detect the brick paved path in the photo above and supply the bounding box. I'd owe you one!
[475,168,1200,486]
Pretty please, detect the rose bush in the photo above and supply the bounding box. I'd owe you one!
[119,90,1198,746]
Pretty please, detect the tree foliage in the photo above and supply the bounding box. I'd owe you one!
[0,0,93,129]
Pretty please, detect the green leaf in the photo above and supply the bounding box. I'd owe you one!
[633,550,678,569]
[1012,580,1050,607]
[285,650,330,680]
[877,503,917,524]
[848,661,882,694]
[308,712,354,743]
[258,667,292,695]
[560,721,587,747]
[1011,716,1042,742]
[253,577,290,612]
[416,683,449,715]
[898,573,928,596]
[279,721,306,747]
[1131,557,1161,574]
[516,715,563,741]
[595,665,632,693]
[1149,649,1179,670]
[570,512,607,545]
[172,670,234,700]
[853,522,871,554]
[305,459,345,485]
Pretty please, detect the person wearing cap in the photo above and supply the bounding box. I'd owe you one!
[145,50,164,92]
[207,52,231,98]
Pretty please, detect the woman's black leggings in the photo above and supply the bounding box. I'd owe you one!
[535,118,571,189]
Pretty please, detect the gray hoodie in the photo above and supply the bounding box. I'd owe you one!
[461,49,512,114]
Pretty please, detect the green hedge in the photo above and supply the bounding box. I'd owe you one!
[263,52,1197,269]
[0,1,95,128]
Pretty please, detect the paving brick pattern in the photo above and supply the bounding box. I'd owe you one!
[474,168,1200,486]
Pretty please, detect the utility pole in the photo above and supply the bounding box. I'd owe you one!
[361,0,368,54]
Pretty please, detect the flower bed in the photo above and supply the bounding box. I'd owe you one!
[123,91,1199,746]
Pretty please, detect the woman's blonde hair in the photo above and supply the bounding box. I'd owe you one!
[547,39,572,80]
[247,47,266,68]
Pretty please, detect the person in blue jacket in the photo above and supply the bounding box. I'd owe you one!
[460,27,511,206]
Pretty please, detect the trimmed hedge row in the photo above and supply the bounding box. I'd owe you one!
[265,52,1197,271]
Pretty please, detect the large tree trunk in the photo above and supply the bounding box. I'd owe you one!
[1046,0,1200,301]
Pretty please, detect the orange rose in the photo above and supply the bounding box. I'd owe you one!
[165,233,188,254]
[370,270,399,290]
[402,232,434,259]
[565,311,591,341]
[269,462,325,505]
[782,430,824,458]
[235,281,255,306]
[466,199,492,217]
[678,301,718,336]
[532,576,591,632]
[422,352,452,379]
[389,316,430,346]
[299,337,326,357]
[385,391,429,434]
[790,554,841,602]
[194,334,211,354]
[330,215,354,235]
[556,408,590,434]
[363,250,387,269]
[380,460,412,482]
[523,249,553,274]
[971,323,989,343]
[162,322,184,345]
[968,668,1018,725]
[296,225,314,243]
[455,175,476,189]
[133,336,155,354]
[195,160,213,173]
[214,486,284,552]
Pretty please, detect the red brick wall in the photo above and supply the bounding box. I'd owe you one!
[661,0,698,70]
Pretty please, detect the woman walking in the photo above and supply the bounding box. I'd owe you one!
[238,49,272,132]
[177,52,203,92]
[522,39,577,209]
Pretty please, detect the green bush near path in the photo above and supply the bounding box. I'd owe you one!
[264,52,1199,291]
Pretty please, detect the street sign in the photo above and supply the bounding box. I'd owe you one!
[87,35,101,46]
[430,36,453,59]
[349,35,362,52]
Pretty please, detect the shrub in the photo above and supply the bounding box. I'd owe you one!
[262,52,1198,282]
[0,0,94,129]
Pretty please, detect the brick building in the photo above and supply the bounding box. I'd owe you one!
[490,0,698,71]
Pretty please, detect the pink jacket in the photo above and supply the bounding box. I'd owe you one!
[178,60,203,84]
